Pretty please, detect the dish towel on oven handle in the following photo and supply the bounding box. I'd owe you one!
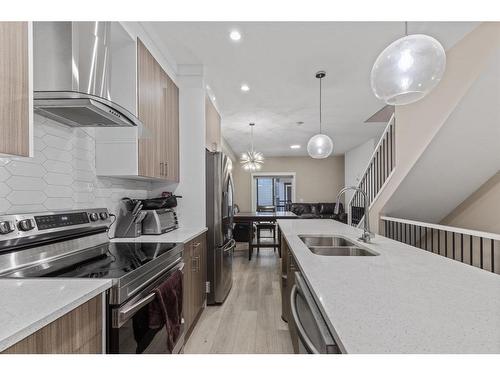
[148,269,183,353]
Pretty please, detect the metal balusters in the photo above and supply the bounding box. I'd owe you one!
[381,217,500,275]
[491,239,495,273]
[469,236,474,266]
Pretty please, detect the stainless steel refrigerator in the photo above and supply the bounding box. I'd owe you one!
[206,150,235,304]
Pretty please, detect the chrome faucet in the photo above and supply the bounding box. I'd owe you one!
[334,186,375,243]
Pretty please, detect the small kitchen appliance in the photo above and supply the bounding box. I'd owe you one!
[142,208,178,235]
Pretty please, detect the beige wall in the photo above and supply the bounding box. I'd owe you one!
[369,23,500,233]
[232,156,345,212]
[441,172,500,234]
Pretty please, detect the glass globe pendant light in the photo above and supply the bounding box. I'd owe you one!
[307,71,334,159]
[240,122,264,171]
[371,22,446,106]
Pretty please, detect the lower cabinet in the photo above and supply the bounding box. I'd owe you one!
[2,295,103,354]
[280,234,299,354]
[183,233,207,337]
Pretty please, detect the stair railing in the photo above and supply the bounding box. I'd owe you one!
[381,216,500,275]
[347,113,396,226]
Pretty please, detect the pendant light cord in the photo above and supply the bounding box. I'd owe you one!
[319,76,322,134]
[250,123,254,153]
[405,21,408,36]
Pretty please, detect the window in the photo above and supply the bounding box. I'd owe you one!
[254,175,294,211]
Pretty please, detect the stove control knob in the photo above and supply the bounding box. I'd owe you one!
[18,219,34,232]
[89,213,99,222]
[99,212,108,220]
[0,221,13,235]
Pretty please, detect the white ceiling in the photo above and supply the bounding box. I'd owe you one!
[142,22,478,156]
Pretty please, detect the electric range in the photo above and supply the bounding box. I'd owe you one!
[0,208,186,353]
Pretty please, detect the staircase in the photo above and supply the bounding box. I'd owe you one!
[347,114,395,226]
[343,23,500,274]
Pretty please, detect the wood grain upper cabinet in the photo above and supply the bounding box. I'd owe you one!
[137,38,179,181]
[0,22,31,157]
[162,73,180,181]
[205,96,221,152]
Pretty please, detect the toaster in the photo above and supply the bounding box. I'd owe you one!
[141,208,178,235]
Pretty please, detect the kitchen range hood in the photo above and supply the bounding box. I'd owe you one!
[33,22,142,128]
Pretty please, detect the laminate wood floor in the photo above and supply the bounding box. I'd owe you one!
[184,247,293,354]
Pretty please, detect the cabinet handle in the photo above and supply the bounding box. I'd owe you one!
[193,242,201,248]
[192,256,200,272]
[160,162,164,176]
[164,161,168,177]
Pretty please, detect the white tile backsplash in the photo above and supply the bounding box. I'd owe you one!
[0,115,153,216]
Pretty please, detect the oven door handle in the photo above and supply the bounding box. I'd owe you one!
[117,262,184,327]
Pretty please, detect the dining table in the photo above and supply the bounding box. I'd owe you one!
[233,211,298,260]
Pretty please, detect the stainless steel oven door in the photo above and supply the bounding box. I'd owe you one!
[109,260,185,354]
[290,272,339,354]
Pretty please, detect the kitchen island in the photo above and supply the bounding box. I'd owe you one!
[278,219,500,353]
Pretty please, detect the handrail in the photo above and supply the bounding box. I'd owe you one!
[381,216,500,242]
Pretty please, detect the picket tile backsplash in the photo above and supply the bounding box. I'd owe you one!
[0,114,153,215]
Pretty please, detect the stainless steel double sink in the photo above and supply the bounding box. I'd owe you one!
[298,235,379,256]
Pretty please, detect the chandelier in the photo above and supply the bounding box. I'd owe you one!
[240,123,264,171]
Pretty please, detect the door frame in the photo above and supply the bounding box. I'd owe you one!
[251,172,296,212]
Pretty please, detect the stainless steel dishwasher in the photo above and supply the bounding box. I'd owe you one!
[290,271,340,354]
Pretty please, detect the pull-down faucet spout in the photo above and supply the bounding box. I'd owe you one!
[334,186,375,243]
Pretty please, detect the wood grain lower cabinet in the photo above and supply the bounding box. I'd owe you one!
[183,233,207,338]
[2,296,103,354]
[0,22,31,157]
[280,236,299,353]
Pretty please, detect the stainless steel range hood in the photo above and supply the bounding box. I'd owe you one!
[33,22,141,128]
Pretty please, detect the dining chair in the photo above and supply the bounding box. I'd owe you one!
[255,205,277,252]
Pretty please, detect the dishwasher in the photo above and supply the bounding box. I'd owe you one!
[290,271,340,354]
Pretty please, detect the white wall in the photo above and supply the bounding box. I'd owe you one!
[344,138,375,203]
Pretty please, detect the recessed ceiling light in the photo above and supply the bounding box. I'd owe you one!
[240,84,250,92]
[212,96,216,101]
[229,30,242,41]
[290,145,301,149]
[206,85,210,90]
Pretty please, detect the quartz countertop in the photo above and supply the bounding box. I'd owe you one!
[0,278,111,352]
[277,219,500,353]
[111,226,207,244]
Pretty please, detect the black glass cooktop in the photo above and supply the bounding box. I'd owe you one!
[42,242,179,279]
